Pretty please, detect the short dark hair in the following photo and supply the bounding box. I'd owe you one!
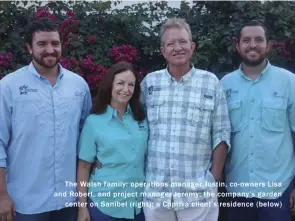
[236,21,269,43]
[25,18,60,46]
[92,61,146,122]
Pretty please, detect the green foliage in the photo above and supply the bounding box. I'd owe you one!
[0,0,295,82]
[190,1,295,75]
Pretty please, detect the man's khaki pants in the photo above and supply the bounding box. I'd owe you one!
[143,188,219,221]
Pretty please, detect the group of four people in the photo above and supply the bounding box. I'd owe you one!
[0,16,294,221]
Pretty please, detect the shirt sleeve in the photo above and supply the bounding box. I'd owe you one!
[79,82,92,132]
[140,77,147,106]
[140,76,147,113]
[0,80,12,168]
[288,73,295,132]
[211,81,231,151]
[78,116,97,163]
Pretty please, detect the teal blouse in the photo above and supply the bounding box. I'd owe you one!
[78,105,148,219]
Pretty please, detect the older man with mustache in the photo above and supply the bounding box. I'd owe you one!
[141,18,231,221]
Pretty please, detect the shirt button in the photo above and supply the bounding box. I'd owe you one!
[250,153,253,155]
[251,117,254,120]
[250,135,253,138]
[250,170,253,173]
[251,99,255,103]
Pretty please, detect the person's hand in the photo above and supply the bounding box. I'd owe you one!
[0,192,16,221]
[77,207,91,221]
[210,168,223,182]
[91,157,102,175]
[290,188,295,216]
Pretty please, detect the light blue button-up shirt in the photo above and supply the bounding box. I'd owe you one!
[220,61,295,199]
[0,62,92,214]
[78,105,148,219]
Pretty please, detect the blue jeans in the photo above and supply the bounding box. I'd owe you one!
[88,198,145,221]
[227,181,293,221]
[13,207,77,221]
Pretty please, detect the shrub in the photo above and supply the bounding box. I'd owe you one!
[0,1,295,90]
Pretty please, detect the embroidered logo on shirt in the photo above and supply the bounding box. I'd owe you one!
[75,91,84,97]
[204,95,213,99]
[148,86,161,95]
[272,91,284,98]
[273,91,280,97]
[19,85,38,95]
[226,88,239,98]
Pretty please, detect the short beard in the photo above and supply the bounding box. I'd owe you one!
[32,54,60,69]
[242,56,265,67]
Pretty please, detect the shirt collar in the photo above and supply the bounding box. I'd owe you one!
[106,104,132,123]
[28,62,64,80]
[238,59,271,80]
[164,63,195,84]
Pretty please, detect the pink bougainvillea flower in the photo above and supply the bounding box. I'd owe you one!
[66,10,76,18]
[87,36,96,44]
[35,7,56,20]
[0,52,13,69]
[60,58,72,70]
[70,58,79,66]
[109,45,139,64]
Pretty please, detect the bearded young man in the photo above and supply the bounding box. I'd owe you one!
[221,21,295,221]
[0,18,91,221]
